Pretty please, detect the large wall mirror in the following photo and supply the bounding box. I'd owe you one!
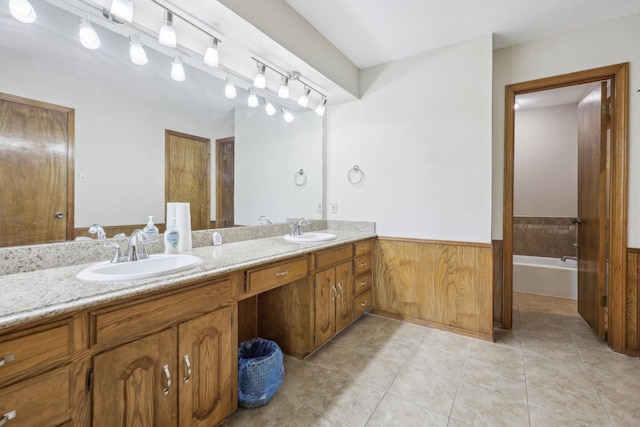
[0,0,324,246]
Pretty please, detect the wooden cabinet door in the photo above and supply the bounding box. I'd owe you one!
[315,269,336,347]
[178,306,235,427]
[93,329,177,427]
[335,262,353,332]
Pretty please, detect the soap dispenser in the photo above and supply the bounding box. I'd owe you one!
[143,216,159,235]
[164,217,180,254]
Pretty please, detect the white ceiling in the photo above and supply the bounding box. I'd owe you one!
[285,0,640,69]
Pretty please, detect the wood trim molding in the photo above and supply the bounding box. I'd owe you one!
[377,236,493,249]
[503,63,629,353]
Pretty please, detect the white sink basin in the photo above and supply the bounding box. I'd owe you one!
[283,232,337,243]
[77,254,203,282]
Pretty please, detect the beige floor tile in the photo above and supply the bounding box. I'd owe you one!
[570,329,609,350]
[372,319,429,346]
[335,347,405,391]
[349,313,389,334]
[387,365,458,415]
[467,338,524,368]
[305,340,359,372]
[529,405,612,427]
[366,394,449,427]
[523,351,589,380]
[224,392,304,427]
[283,404,348,427]
[578,347,640,378]
[330,323,375,349]
[421,328,471,356]
[405,346,466,381]
[492,328,523,349]
[279,358,334,400]
[446,418,472,427]
[461,357,526,395]
[306,372,385,427]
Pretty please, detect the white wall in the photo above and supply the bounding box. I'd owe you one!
[493,12,640,245]
[235,104,323,225]
[514,104,578,217]
[326,35,494,242]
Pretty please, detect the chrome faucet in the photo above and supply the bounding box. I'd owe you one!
[88,224,106,240]
[289,218,311,236]
[258,215,273,225]
[561,256,577,262]
[126,229,154,261]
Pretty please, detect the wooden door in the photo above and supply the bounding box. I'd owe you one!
[577,83,607,338]
[315,268,336,347]
[93,329,177,427]
[178,306,235,427]
[166,130,210,231]
[335,262,353,332]
[0,93,74,247]
[215,138,234,228]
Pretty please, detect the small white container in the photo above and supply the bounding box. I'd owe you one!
[164,217,180,254]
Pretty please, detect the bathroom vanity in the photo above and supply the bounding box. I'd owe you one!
[0,226,375,426]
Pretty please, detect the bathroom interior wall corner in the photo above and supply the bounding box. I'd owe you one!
[326,35,493,243]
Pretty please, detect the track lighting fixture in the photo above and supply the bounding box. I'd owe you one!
[278,75,290,99]
[281,108,294,123]
[9,0,36,23]
[225,76,237,99]
[203,37,219,67]
[297,87,311,108]
[264,100,276,116]
[254,63,266,89]
[171,56,185,81]
[110,0,133,23]
[129,34,148,65]
[248,88,259,108]
[79,17,100,50]
[158,11,176,48]
[315,97,327,116]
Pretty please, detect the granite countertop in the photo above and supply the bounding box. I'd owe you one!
[0,229,375,330]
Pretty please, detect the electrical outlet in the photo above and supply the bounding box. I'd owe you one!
[330,201,337,213]
[316,202,323,213]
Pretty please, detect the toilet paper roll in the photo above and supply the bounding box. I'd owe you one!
[167,202,192,252]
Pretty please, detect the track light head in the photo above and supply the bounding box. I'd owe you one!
[204,37,219,67]
[297,87,311,108]
[79,17,100,50]
[9,0,37,23]
[315,97,327,116]
[278,75,290,99]
[264,99,276,116]
[254,63,266,89]
[281,108,294,123]
[248,88,259,108]
[129,34,148,65]
[110,0,133,23]
[225,76,237,99]
[158,11,177,47]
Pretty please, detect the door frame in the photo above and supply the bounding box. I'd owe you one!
[502,63,629,352]
[215,137,235,228]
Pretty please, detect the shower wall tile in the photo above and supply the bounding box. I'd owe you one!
[513,217,577,258]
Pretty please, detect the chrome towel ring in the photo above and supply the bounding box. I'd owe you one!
[294,169,307,186]
[347,165,364,184]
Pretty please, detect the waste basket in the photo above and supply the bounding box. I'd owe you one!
[237,338,284,408]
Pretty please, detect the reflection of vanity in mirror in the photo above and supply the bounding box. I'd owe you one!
[0,0,323,247]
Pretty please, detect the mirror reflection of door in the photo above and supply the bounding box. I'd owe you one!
[215,137,234,228]
[165,130,211,231]
[0,93,74,247]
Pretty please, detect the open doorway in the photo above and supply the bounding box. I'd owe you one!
[502,63,629,353]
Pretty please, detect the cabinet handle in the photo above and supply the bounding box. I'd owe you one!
[359,280,369,287]
[0,411,16,426]
[360,300,369,307]
[359,262,369,268]
[162,364,171,395]
[361,246,368,251]
[275,269,289,277]
[337,283,343,298]
[183,355,192,384]
[0,353,16,368]
[331,285,337,301]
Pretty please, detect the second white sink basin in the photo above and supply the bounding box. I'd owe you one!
[283,232,337,243]
[77,254,203,282]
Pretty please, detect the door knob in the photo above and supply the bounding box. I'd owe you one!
[55,212,65,219]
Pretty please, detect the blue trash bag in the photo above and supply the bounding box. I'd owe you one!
[238,338,285,409]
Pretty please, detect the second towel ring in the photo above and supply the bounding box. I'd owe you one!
[347,165,364,184]
[294,169,307,186]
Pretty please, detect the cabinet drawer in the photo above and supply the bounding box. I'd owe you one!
[0,366,71,427]
[354,290,372,317]
[354,240,372,256]
[353,254,372,276]
[245,257,307,297]
[92,280,233,346]
[353,272,372,297]
[315,245,352,270]
[0,323,71,384]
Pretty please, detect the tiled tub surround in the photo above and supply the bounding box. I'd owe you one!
[513,216,577,259]
[0,221,375,329]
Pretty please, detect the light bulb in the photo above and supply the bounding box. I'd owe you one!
[129,35,148,65]
[297,87,311,108]
[225,76,237,99]
[158,11,177,48]
[171,57,185,82]
[203,37,219,67]
[282,108,294,123]
[278,76,289,99]
[110,0,133,23]
[254,64,266,89]
[79,18,100,50]
[9,0,36,23]
[264,100,276,116]
[315,97,327,116]
[248,88,259,108]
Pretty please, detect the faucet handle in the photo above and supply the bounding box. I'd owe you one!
[104,241,125,263]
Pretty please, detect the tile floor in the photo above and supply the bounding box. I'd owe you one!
[222,292,640,426]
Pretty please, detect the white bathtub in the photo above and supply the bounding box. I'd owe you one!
[513,255,577,299]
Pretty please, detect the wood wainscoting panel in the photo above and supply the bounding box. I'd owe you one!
[493,240,504,325]
[626,249,639,354]
[373,238,493,340]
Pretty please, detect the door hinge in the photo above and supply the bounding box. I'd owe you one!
[602,103,611,116]
[313,280,317,289]
[86,368,94,391]
[313,332,316,343]
[600,296,608,307]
